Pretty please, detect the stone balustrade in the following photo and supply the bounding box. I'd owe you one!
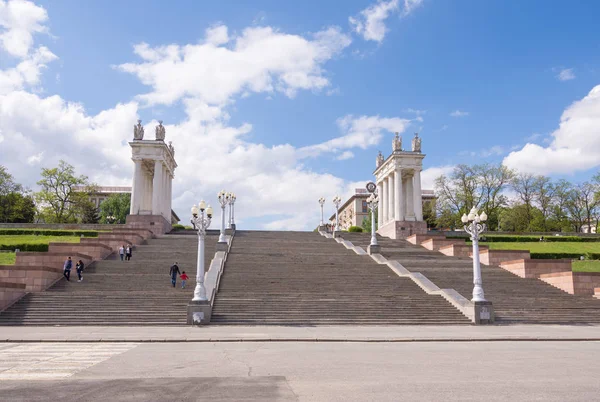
[499,259,572,279]
[539,272,600,296]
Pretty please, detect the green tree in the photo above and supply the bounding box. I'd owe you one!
[0,165,35,223]
[361,206,377,232]
[99,193,131,224]
[35,160,91,223]
[81,201,100,224]
[422,199,437,229]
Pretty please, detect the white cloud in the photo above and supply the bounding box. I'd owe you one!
[26,150,43,165]
[480,145,505,158]
[503,85,600,174]
[117,25,351,106]
[349,0,423,43]
[556,68,575,81]
[336,151,354,160]
[0,45,57,94]
[450,110,469,117]
[298,114,412,158]
[205,24,229,46]
[0,0,49,58]
[420,165,454,190]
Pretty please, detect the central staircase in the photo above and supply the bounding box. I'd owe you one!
[0,231,218,326]
[211,231,471,325]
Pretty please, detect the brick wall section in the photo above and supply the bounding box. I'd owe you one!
[406,233,445,245]
[438,244,488,257]
[420,238,465,251]
[539,272,600,296]
[0,282,26,311]
[479,249,530,266]
[499,259,573,279]
[48,242,113,260]
[0,266,62,292]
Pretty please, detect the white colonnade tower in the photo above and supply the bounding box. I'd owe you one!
[374,132,426,239]
[127,120,177,232]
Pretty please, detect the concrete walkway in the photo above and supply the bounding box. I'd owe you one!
[2,324,600,342]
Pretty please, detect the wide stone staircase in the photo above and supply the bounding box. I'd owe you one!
[0,231,218,326]
[211,231,471,325]
[342,232,600,324]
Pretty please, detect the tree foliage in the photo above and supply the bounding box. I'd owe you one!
[35,160,93,223]
[99,193,131,224]
[0,166,36,223]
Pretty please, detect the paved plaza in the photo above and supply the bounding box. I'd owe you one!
[0,336,599,401]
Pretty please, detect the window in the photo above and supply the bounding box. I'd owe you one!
[362,200,368,213]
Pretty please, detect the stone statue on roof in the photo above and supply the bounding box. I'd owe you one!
[155,120,166,141]
[169,141,175,157]
[376,151,384,167]
[412,132,422,152]
[392,132,402,152]
[133,119,144,140]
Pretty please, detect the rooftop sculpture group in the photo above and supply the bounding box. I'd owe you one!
[133,120,168,141]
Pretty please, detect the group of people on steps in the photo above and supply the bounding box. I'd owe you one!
[62,256,85,282]
[118,245,133,261]
[169,262,189,289]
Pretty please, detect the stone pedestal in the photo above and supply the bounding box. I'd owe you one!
[125,215,172,235]
[187,300,212,325]
[367,244,381,255]
[473,301,494,325]
[377,220,427,239]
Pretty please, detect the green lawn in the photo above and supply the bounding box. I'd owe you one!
[0,235,83,246]
[572,260,600,273]
[478,242,599,254]
[0,252,16,265]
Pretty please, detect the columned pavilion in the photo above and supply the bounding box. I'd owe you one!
[374,133,426,239]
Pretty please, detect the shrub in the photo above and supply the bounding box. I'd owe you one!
[530,252,600,260]
[348,226,363,233]
[0,229,98,237]
[0,243,49,252]
[171,224,186,231]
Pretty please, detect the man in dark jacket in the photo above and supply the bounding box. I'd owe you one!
[63,257,72,281]
[169,262,181,288]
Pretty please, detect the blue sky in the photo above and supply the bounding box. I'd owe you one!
[1,0,599,229]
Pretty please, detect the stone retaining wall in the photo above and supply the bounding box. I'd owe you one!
[0,266,62,292]
[539,272,600,296]
[0,282,26,311]
[406,233,445,245]
[0,223,122,230]
[499,259,572,279]
[420,238,464,251]
[438,244,488,257]
[479,249,530,266]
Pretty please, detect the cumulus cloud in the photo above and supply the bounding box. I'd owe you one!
[336,151,355,160]
[0,0,49,58]
[349,0,423,43]
[116,25,351,106]
[503,85,600,174]
[420,165,454,190]
[556,68,575,81]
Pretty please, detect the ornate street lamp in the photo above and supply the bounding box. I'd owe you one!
[190,201,213,301]
[333,195,342,232]
[366,193,379,254]
[217,190,230,243]
[228,193,237,229]
[106,215,116,224]
[462,207,488,302]
[318,197,325,227]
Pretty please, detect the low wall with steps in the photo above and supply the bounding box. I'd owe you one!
[479,249,530,266]
[499,259,572,279]
[80,237,132,252]
[98,232,144,245]
[16,252,93,269]
[406,233,445,245]
[539,272,600,296]
[0,266,63,292]
[0,282,26,311]
[48,242,113,260]
[420,238,465,251]
[438,244,488,257]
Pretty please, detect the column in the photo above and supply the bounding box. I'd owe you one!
[413,169,423,221]
[130,159,143,215]
[381,178,388,223]
[162,166,169,219]
[143,169,152,213]
[394,169,403,221]
[152,160,164,215]
[405,175,415,220]
[166,173,172,222]
[388,175,394,221]
[377,181,383,229]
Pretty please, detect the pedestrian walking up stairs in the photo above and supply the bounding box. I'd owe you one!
[0,231,219,326]
[341,232,600,324]
[211,231,471,325]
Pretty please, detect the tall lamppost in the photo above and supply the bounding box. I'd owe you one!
[318,197,325,227]
[462,207,488,302]
[191,201,213,301]
[366,193,380,254]
[217,190,230,244]
[333,195,342,233]
[228,193,236,230]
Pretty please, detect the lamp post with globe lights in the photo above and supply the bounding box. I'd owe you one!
[190,201,213,301]
[217,190,230,245]
[366,193,380,254]
[318,197,325,228]
[332,195,342,236]
[228,193,237,230]
[462,207,488,302]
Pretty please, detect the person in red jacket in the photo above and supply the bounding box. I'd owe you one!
[180,271,189,289]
